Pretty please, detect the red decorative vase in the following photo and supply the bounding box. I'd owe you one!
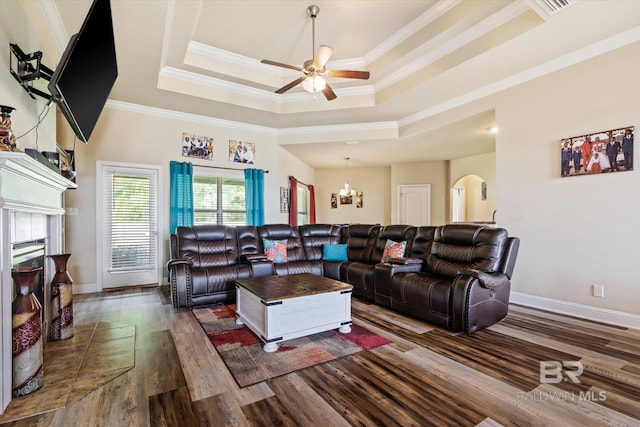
[49,254,74,340]
[11,267,44,397]
[0,105,17,152]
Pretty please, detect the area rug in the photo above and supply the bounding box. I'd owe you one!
[192,304,390,388]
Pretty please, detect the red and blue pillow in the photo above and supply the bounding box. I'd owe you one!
[263,238,288,263]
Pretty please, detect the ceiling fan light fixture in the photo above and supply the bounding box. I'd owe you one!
[260,4,369,101]
[302,75,327,93]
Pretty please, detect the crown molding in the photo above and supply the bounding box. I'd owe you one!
[365,0,462,64]
[105,100,277,134]
[158,66,375,113]
[187,41,369,86]
[277,121,398,137]
[187,41,269,74]
[37,0,69,56]
[105,99,397,142]
[376,1,531,91]
[399,25,640,127]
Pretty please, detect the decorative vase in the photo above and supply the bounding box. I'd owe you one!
[49,253,74,340]
[0,105,17,152]
[11,267,44,397]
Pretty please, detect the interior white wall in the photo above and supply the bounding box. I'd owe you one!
[60,104,312,291]
[0,1,58,153]
[496,41,640,316]
[315,166,390,225]
[391,161,448,225]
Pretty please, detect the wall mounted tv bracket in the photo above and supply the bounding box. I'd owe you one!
[9,43,53,102]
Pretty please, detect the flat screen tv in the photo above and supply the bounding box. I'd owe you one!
[48,0,117,143]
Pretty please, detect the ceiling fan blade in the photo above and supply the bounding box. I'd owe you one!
[275,76,307,94]
[312,45,334,69]
[327,69,370,80]
[322,84,337,101]
[261,59,303,72]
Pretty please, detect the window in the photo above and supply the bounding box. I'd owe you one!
[193,175,246,225]
[105,170,157,271]
[297,184,309,225]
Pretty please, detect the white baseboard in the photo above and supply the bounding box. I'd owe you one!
[510,292,640,330]
[73,282,98,294]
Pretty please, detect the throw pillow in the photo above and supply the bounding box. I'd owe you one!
[322,243,348,261]
[263,238,288,263]
[382,239,406,262]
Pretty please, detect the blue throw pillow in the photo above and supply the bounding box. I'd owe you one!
[323,244,348,261]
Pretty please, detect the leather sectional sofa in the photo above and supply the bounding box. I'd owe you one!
[168,223,519,334]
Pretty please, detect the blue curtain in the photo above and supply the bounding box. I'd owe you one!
[170,161,194,233]
[244,168,265,225]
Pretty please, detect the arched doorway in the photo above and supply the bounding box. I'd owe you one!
[451,174,489,223]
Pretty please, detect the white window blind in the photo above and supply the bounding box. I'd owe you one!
[194,175,246,225]
[104,167,158,272]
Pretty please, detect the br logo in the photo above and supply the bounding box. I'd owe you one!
[539,361,583,384]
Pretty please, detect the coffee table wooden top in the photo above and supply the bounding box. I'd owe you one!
[235,273,352,302]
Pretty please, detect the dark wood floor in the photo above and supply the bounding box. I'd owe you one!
[1,286,639,426]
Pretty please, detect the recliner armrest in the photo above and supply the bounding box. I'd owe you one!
[241,254,273,277]
[457,269,509,289]
[241,254,269,263]
[167,258,191,269]
[166,258,192,309]
[388,257,423,266]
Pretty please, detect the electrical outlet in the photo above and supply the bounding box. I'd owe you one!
[592,284,604,298]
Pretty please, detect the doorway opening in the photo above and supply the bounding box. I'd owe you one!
[451,174,491,223]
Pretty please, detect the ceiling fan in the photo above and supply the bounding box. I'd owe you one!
[261,5,370,101]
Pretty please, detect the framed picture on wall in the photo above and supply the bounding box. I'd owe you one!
[561,126,634,177]
[330,193,337,209]
[229,140,256,164]
[280,187,289,212]
[182,132,213,160]
[340,194,352,205]
[356,192,363,208]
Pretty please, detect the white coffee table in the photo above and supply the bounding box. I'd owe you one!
[235,273,353,352]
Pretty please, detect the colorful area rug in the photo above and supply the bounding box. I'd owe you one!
[192,304,390,388]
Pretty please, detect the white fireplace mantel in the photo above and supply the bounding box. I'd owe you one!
[0,152,77,414]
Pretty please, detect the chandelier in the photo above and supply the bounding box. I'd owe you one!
[339,157,356,197]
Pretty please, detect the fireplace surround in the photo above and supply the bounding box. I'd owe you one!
[0,152,76,414]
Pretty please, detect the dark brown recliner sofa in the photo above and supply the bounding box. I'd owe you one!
[340,224,416,301]
[167,225,257,308]
[374,224,519,334]
[168,222,519,334]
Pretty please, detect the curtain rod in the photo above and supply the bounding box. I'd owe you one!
[292,177,310,187]
[194,164,269,173]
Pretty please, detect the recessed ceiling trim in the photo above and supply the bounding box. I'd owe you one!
[399,24,640,127]
[106,99,398,145]
[365,0,462,64]
[375,1,532,91]
[159,0,177,69]
[187,41,267,72]
[278,121,398,136]
[278,121,399,146]
[186,41,369,89]
[159,66,277,99]
[158,66,376,113]
[105,100,278,134]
